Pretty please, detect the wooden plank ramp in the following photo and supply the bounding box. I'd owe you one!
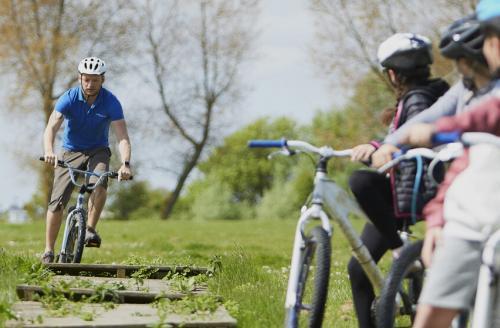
[6,301,237,327]
[43,263,208,278]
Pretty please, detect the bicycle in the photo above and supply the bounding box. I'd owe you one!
[376,132,500,328]
[375,143,462,328]
[248,139,422,328]
[39,157,126,263]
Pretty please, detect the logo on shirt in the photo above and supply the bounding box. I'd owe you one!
[96,113,107,118]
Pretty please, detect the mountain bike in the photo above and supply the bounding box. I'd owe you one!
[40,157,124,263]
[248,139,422,328]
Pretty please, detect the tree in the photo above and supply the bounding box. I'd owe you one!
[178,117,311,221]
[0,0,136,209]
[310,0,477,90]
[106,180,166,220]
[198,117,299,204]
[139,0,260,219]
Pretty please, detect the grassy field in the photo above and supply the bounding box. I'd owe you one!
[0,217,398,327]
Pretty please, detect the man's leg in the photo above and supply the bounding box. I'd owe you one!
[85,147,111,247]
[45,209,64,253]
[43,150,86,260]
[87,185,107,229]
[413,305,458,328]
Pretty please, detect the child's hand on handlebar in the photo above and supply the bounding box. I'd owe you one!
[400,123,435,147]
[350,144,376,162]
[371,144,400,168]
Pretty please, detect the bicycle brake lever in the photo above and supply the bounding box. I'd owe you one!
[267,148,297,159]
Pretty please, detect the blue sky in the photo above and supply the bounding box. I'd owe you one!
[0,0,338,210]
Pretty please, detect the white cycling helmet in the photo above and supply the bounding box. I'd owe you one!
[377,33,433,71]
[78,57,106,75]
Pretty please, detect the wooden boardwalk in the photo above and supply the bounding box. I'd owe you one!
[7,263,236,327]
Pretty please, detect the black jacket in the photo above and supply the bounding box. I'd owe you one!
[391,78,449,218]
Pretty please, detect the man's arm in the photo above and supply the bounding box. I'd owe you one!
[43,110,64,167]
[111,119,132,180]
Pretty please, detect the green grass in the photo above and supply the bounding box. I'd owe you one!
[0,218,400,327]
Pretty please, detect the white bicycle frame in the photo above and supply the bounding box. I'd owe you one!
[283,143,385,311]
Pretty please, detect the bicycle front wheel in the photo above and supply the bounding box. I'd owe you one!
[376,240,424,328]
[60,211,86,263]
[286,226,331,328]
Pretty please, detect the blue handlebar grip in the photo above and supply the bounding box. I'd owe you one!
[248,139,286,148]
[432,131,461,145]
[392,145,410,159]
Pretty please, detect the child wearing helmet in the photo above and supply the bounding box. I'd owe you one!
[347,33,449,328]
[372,14,492,166]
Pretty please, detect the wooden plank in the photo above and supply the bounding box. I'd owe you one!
[16,283,211,304]
[51,276,208,295]
[6,301,237,327]
[43,263,208,278]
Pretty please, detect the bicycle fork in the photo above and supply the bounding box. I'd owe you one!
[285,204,331,310]
[59,192,85,258]
[472,230,500,328]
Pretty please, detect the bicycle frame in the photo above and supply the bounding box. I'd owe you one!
[285,169,385,310]
[57,164,114,259]
[472,229,500,328]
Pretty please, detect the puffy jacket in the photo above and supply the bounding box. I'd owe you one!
[391,78,450,218]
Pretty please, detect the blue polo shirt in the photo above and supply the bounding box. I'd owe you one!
[55,87,124,151]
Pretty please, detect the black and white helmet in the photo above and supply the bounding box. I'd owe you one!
[78,57,106,75]
[439,15,485,63]
[377,33,433,71]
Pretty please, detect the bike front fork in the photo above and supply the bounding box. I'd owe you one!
[285,204,331,310]
[59,210,75,259]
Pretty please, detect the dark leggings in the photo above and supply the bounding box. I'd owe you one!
[347,170,403,328]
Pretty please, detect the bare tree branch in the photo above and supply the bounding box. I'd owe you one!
[139,0,259,218]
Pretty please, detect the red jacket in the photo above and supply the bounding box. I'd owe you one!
[424,96,500,228]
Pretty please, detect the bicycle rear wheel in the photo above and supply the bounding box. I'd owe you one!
[286,226,331,328]
[376,240,424,328]
[60,211,86,263]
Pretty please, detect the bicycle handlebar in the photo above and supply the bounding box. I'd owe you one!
[248,139,286,148]
[248,139,352,158]
[432,132,500,147]
[39,157,133,186]
[39,156,66,167]
[379,132,500,173]
[431,131,461,145]
[379,149,436,172]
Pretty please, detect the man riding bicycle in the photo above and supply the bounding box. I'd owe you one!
[41,57,132,264]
